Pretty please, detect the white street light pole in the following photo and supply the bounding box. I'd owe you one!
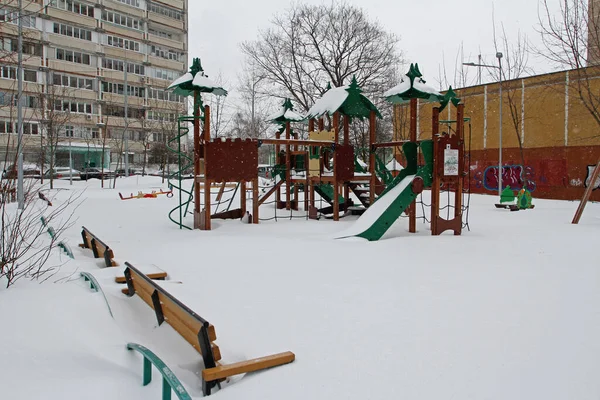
[69,136,72,185]
[463,52,504,201]
[497,52,503,200]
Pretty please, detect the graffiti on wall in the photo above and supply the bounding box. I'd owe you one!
[473,164,536,192]
[585,164,600,190]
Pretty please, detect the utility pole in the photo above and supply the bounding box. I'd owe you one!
[16,0,24,209]
[124,58,129,177]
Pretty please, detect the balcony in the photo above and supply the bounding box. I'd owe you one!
[147,12,184,31]
[46,7,97,28]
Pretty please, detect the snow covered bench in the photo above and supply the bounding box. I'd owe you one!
[122,262,295,396]
[79,226,117,268]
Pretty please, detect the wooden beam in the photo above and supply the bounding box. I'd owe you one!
[202,351,295,382]
[260,138,335,147]
[115,271,167,283]
[252,178,259,224]
[369,110,377,206]
[193,92,201,229]
[431,107,440,235]
[572,159,600,224]
[371,140,423,149]
[409,98,417,233]
[285,121,291,210]
[258,180,284,206]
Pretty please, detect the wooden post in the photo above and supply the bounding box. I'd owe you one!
[572,159,600,224]
[318,117,324,131]
[252,178,259,223]
[343,114,350,208]
[240,181,247,215]
[203,105,211,230]
[275,131,281,207]
[285,121,291,210]
[369,110,376,206]
[454,104,464,235]
[431,107,440,235]
[193,91,201,229]
[332,112,340,221]
[408,98,417,233]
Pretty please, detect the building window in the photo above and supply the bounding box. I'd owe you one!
[148,87,182,102]
[50,0,94,17]
[64,126,74,137]
[52,73,94,90]
[150,45,183,62]
[54,100,93,114]
[148,28,178,40]
[102,58,145,75]
[1,65,37,82]
[2,38,42,56]
[152,67,179,81]
[101,10,142,30]
[147,110,175,122]
[102,81,145,98]
[0,121,38,134]
[107,35,141,52]
[53,22,93,41]
[148,2,182,20]
[0,9,36,28]
[115,0,140,7]
[56,48,91,65]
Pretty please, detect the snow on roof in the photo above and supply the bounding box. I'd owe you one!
[191,74,227,96]
[383,76,441,100]
[386,158,404,171]
[266,107,305,122]
[307,85,349,118]
[167,72,193,90]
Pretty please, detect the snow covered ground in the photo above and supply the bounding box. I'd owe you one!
[1,176,599,400]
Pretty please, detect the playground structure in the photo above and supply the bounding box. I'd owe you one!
[166,60,469,239]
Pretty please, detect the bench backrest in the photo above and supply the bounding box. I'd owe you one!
[81,226,116,268]
[124,262,220,368]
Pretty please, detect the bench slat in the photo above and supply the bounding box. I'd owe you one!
[115,271,167,283]
[202,351,295,382]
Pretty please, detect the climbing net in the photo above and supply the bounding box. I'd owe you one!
[406,121,472,231]
[255,167,310,222]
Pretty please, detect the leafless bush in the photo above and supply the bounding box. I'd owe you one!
[0,178,81,288]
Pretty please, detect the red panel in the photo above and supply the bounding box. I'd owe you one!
[335,144,354,182]
[205,138,259,182]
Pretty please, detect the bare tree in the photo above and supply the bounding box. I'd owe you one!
[493,24,535,166]
[204,72,231,138]
[241,1,402,112]
[34,83,76,189]
[539,0,600,133]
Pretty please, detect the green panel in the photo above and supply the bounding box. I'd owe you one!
[315,183,345,205]
[126,343,192,400]
[374,154,393,186]
[354,156,367,173]
[419,140,434,187]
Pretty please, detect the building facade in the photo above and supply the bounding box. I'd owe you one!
[0,0,188,171]
[393,68,600,201]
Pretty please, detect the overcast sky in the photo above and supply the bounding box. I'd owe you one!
[188,0,559,94]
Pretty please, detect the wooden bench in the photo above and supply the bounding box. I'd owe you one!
[123,262,295,396]
[79,226,117,268]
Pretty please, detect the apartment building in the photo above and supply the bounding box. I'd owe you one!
[0,0,188,170]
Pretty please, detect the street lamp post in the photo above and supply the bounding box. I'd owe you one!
[463,52,504,200]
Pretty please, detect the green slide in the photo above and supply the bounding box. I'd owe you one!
[335,140,433,241]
